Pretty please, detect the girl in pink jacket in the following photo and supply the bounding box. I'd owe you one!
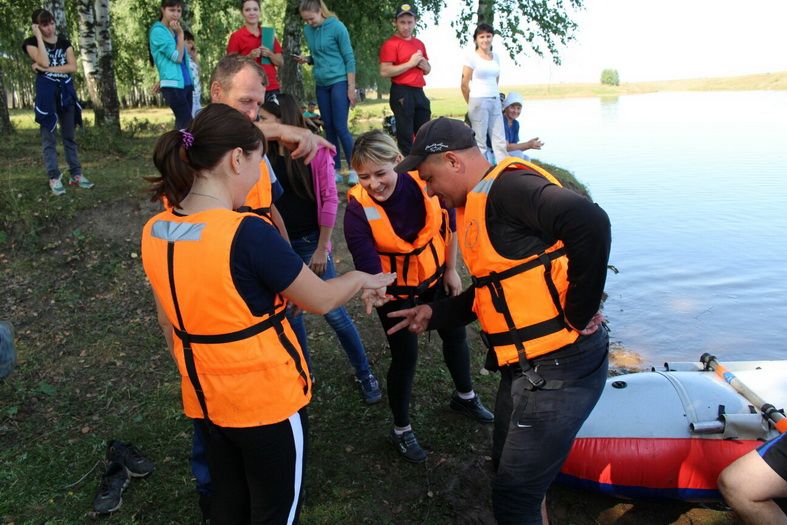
[260,94,382,405]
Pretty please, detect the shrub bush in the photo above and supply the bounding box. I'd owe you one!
[601,69,620,86]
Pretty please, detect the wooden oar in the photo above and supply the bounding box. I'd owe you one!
[700,353,786,433]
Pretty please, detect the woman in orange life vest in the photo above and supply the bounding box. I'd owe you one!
[345,130,494,463]
[141,104,394,523]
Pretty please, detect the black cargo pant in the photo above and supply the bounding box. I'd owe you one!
[389,83,431,155]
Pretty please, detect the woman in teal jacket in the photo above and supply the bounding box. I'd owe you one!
[149,0,192,128]
[296,0,358,185]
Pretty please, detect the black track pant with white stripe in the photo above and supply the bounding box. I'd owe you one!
[195,408,308,525]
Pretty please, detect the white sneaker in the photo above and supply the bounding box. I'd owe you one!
[49,177,66,196]
[69,174,95,189]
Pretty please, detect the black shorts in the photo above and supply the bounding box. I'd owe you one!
[758,432,787,482]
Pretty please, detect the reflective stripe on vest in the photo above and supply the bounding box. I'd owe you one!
[348,171,448,300]
[141,208,311,427]
[458,158,579,367]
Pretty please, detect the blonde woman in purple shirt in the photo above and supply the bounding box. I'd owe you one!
[345,130,493,463]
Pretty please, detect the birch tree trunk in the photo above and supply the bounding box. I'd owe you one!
[47,0,69,35]
[93,0,120,128]
[76,0,120,130]
[279,0,305,102]
[0,68,13,135]
[477,0,495,25]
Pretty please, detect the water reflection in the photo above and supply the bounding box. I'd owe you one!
[599,96,620,121]
[527,91,787,364]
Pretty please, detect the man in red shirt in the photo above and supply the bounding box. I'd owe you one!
[379,3,431,155]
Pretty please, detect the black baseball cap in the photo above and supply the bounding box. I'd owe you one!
[395,3,417,18]
[394,117,477,173]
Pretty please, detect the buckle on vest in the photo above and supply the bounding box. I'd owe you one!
[522,369,546,390]
[510,362,547,390]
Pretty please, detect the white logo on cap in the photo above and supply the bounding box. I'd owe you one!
[424,142,448,152]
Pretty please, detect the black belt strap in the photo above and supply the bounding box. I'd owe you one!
[379,238,444,302]
[377,240,431,258]
[474,247,570,391]
[385,264,445,300]
[481,316,567,348]
[167,242,211,422]
[539,253,566,320]
[173,307,309,396]
[471,247,566,289]
[270,317,310,395]
[504,344,604,391]
[173,308,286,344]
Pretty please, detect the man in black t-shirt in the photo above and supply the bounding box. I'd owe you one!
[388,118,611,525]
[22,8,93,196]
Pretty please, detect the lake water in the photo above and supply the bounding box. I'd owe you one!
[524,91,787,365]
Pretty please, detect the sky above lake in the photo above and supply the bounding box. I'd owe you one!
[415,0,787,87]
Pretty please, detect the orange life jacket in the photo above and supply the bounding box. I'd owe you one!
[239,158,273,217]
[457,158,579,368]
[141,208,310,427]
[347,171,449,300]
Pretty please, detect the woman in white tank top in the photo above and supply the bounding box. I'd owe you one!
[460,23,507,164]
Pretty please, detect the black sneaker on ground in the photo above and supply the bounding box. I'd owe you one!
[358,373,382,405]
[450,392,494,423]
[107,440,155,477]
[389,429,427,463]
[93,461,130,514]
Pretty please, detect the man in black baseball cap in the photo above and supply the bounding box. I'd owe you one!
[389,116,612,524]
[394,117,476,171]
[394,117,480,208]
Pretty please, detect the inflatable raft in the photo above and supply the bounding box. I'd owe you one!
[557,354,787,501]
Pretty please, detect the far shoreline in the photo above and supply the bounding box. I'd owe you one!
[341,70,787,122]
[427,70,787,101]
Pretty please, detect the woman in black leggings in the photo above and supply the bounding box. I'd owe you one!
[344,130,494,462]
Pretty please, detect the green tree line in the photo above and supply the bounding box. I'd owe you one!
[0,0,582,133]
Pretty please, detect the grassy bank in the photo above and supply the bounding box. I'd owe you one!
[348,69,787,122]
[0,110,737,524]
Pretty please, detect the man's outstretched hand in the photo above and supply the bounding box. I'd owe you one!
[386,305,433,335]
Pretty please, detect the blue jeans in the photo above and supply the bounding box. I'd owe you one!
[41,104,81,179]
[491,327,609,524]
[160,86,194,129]
[191,420,212,496]
[287,231,372,379]
[315,81,354,170]
[468,96,507,164]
